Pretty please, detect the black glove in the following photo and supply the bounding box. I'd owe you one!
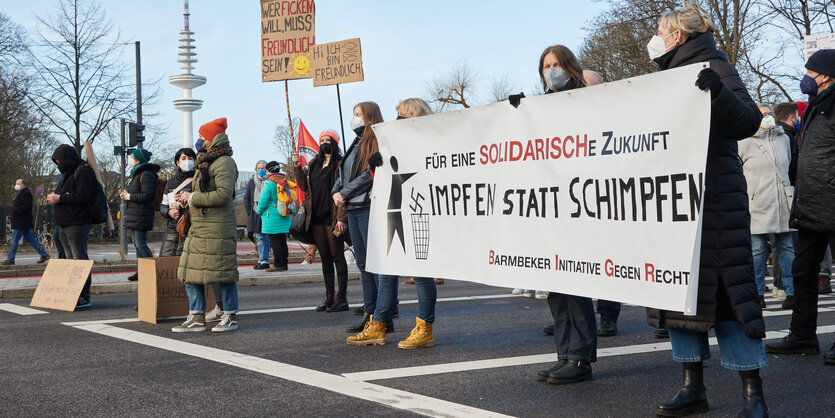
[368,152,383,171]
[695,68,722,99]
[508,92,526,108]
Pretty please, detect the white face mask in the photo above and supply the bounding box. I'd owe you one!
[128,158,137,168]
[647,31,677,60]
[350,116,365,131]
[179,159,194,172]
[544,66,570,92]
[14,184,21,191]
[760,115,776,130]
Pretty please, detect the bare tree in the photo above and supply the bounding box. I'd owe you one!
[0,13,27,65]
[487,74,517,103]
[25,0,137,153]
[425,63,476,111]
[272,116,300,179]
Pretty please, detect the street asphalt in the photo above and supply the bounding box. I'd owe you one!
[1,275,835,417]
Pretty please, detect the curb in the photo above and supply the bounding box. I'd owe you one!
[0,272,360,300]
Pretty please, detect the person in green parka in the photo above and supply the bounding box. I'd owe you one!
[171,117,240,333]
[257,161,295,272]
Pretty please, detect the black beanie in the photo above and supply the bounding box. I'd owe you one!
[265,160,281,173]
[806,49,835,77]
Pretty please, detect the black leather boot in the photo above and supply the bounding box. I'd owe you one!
[316,291,334,312]
[536,360,567,382]
[738,375,768,418]
[656,363,708,416]
[545,360,592,384]
[347,313,370,333]
[327,292,349,312]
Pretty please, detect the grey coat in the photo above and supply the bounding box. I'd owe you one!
[738,126,793,234]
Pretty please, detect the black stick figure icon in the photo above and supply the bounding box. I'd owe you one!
[387,156,416,255]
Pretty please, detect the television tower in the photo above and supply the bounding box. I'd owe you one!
[168,0,206,148]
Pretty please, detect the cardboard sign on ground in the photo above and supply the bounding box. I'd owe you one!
[30,259,94,311]
[311,38,364,87]
[137,257,214,324]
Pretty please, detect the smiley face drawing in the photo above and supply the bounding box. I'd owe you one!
[288,54,311,78]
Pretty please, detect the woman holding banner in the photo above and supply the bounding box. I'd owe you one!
[294,129,350,312]
[333,102,386,333]
[347,98,438,349]
[644,3,767,417]
[521,45,599,386]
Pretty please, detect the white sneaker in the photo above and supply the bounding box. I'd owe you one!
[301,260,310,265]
[205,305,223,322]
[511,288,525,295]
[522,289,535,298]
[773,288,787,301]
[534,290,549,300]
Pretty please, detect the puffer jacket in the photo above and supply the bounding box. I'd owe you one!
[256,174,293,234]
[332,136,374,211]
[124,162,160,231]
[177,134,239,285]
[738,125,793,234]
[646,31,765,339]
[51,144,96,227]
[791,86,835,234]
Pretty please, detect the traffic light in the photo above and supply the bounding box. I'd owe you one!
[128,122,145,147]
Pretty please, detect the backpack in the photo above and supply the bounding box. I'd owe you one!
[275,181,300,217]
[74,164,108,224]
[141,172,167,211]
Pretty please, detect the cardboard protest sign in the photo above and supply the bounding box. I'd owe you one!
[805,33,835,61]
[367,63,710,315]
[30,259,94,311]
[311,38,364,86]
[137,257,214,324]
[260,0,315,82]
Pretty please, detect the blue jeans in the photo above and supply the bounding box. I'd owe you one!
[752,233,794,295]
[413,276,437,323]
[373,274,399,322]
[668,321,767,371]
[59,224,91,299]
[347,208,378,314]
[548,293,597,363]
[185,283,239,314]
[6,229,49,261]
[129,229,153,259]
[254,232,270,265]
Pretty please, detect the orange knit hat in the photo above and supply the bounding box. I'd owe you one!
[199,118,228,142]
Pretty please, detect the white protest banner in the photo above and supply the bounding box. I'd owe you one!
[367,63,710,314]
[805,33,835,61]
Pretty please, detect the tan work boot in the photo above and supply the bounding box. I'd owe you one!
[346,315,386,346]
[398,317,434,349]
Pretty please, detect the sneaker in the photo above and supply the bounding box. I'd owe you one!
[212,313,238,332]
[398,317,434,349]
[772,287,786,301]
[75,297,91,309]
[37,254,50,264]
[511,288,524,295]
[301,260,310,265]
[522,289,536,298]
[1,260,14,266]
[172,314,206,332]
[347,315,387,346]
[205,305,223,322]
[534,290,549,300]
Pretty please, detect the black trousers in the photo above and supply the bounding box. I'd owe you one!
[269,233,288,268]
[597,299,621,322]
[310,223,348,295]
[548,292,597,363]
[790,227,835,339]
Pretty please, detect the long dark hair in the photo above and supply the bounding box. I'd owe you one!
[538,45,586,92]
[354,101,383,176]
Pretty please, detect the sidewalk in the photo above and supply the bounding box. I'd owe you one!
[0,240,360,299]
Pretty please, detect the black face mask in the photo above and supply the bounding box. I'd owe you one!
[56,161,73,173]
[319,143,333,156]
[353,125,365,137]
[396,115,406,120]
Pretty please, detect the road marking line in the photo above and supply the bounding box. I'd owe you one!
[342,323,835,382]
[65,322,511,418]
[0,303,48,315]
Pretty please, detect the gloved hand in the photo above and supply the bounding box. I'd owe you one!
[508,92,526,108]
[695,68,722,99]
[368,152,383,171]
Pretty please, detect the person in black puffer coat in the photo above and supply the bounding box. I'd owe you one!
[120,148,160,281]
[643,4,766,418]
[159,148,196,257]
[765,49,835,365]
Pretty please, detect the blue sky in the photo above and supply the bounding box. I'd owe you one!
[5,0,609,171]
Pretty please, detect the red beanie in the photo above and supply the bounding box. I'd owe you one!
[199,118,228,142]
[795,101,808,117]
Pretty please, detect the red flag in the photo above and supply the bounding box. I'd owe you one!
[297,120,318,169]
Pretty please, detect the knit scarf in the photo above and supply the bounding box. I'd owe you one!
[195,141,233,191]
[252,172,266,205]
